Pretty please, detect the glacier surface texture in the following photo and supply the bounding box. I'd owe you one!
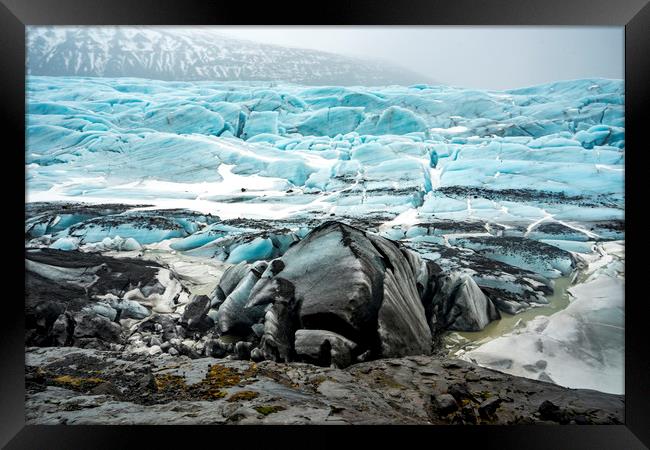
[26,75,625,395]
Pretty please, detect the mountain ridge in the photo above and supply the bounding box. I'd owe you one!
[27,27,430,86]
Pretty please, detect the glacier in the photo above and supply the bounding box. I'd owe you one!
[27,76,624,222]
[25,75,624,396]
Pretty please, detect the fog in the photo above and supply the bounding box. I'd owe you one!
[209,26,623,90]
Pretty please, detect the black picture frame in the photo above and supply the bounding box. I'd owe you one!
[2,0,648,448]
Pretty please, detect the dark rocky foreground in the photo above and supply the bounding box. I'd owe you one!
[24,217,624,424]
[25,347,623,425]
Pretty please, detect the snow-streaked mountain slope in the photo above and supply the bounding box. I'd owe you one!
[27,27,427,86]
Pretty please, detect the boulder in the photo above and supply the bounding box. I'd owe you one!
[432,393,459,415]
[250,347,265,362]
[538,400,570,424]
[51,313,74,346]
[294,329,357,368]
[136,314,178,342]
[205,339,229,358]
[447,382,479,404]
[112,299,150,320]
[73,312,122,343]
[252,221,432,359]
[478,397,502,419]
[181,295,214,331]
[234,341,253,360]
[429,273,500,332]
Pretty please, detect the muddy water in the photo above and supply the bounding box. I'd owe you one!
[444,276,573,355]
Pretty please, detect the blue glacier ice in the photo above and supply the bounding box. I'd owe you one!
[26,75,624,245]
[49,237,79,251]
[296,107,365,137]
[241,111,279,139]
[225,237,275,264]
[169,223,250,252]
[357,106,428,135]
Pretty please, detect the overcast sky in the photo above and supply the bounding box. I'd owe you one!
[212,26,623,90]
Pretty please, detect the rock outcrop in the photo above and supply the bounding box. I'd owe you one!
[24,347,625,425]
[233,221,435,365]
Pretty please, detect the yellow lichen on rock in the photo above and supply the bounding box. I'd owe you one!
[227,390,259,402]
[52,375,105,389]
[254,405,286,416]
[204,364,241,388]
[154,374,187,393]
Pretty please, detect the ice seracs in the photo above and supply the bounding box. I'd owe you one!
[27,76,623,226]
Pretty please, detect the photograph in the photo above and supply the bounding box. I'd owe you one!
[23,25,626,426]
